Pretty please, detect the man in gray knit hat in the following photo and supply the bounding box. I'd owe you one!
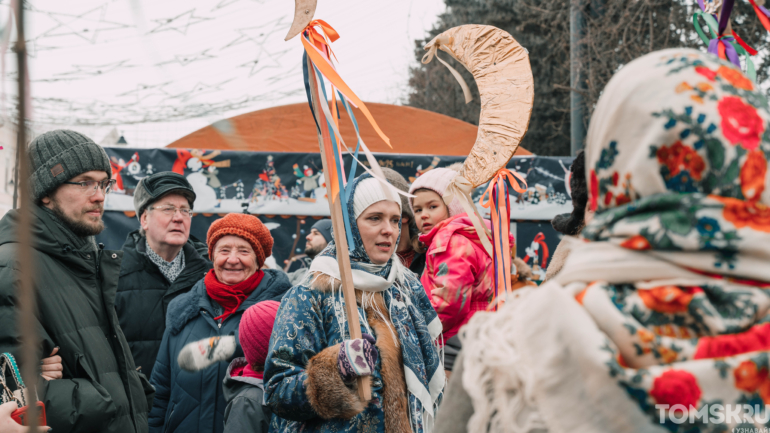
[116,172,211,378]
[285,218,332,285]
[0,130,154,433]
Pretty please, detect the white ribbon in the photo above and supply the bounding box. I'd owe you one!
[442,174,494,256]
[311,65,400,203]
[422,44,473,104]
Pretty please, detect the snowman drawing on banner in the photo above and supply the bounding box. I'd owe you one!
[174,149,231,211]
[186,157,218,210]
[314,171,327,200]
[126,153,141,178]
[523,233,549,282]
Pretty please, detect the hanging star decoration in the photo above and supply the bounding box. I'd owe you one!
[265,71,296,86]
[239,48,290,77]
[36,4,133,44]
[221,16,289,49]
[165,78,235,103]
[149,9,212,35]
[155,49,216,67]
[211,0,269,12]
[117,82,173,103]
[55,60,134,79]
[23,38,57,59]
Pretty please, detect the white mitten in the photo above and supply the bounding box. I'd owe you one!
[177,335,236,372]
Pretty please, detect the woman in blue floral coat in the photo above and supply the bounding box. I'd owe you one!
[264,174,445,433]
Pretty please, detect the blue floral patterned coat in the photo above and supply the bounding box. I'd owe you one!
[264,274,444,433]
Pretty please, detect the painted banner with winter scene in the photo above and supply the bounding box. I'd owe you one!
[103,147,574,221]
[98,148,574,283]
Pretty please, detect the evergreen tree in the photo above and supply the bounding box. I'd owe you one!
[406,0,769,156]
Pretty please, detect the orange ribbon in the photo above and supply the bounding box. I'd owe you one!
[479,168,527,310]
[305,19,339,60]
[479,169,528,203]
[717,38,727,61]
[305,21,342,133]
[301,20,392,148]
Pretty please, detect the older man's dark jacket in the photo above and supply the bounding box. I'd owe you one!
[0,206,154,433]
[116,230,211,377]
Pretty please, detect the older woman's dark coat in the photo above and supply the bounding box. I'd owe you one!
[147,269,290,433]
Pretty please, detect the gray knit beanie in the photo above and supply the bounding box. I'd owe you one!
[29,130,112,202]
[310,219,333,243]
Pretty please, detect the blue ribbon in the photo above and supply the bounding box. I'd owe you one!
[302,50,321,133]
[335,91,362,205]
[303,44,385,253]
[313,65,356,251]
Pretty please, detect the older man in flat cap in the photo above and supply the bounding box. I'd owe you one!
[116,171,212,378]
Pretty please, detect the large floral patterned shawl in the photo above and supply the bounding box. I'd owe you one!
[456,48,770,433]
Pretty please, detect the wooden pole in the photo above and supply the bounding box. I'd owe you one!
[13,0,42,429]
[306,55,371,402]
[12,128,19,209]
[569,0,587,156]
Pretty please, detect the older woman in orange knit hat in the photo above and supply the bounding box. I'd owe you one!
[148,213,291,433]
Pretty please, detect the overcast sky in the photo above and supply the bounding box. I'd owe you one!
[2,0,446,147]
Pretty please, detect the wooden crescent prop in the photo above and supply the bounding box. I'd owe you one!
[285,0,317,41]
[423,25,534,187]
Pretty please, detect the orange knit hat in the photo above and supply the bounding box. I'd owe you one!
[207,213,273,268]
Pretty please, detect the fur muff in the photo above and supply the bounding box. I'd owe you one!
[306,343,372,420]
[308,272,413,432]
[362,291,412,433]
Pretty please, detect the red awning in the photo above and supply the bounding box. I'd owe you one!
[167,102,532,156]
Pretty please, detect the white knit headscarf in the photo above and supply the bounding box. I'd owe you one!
[352,177,402,218]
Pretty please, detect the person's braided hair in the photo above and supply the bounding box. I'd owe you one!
[551,150,587,236]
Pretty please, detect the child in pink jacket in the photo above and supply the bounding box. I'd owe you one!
[409,168,511,372]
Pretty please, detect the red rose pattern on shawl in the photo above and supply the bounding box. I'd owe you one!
[650,370,702,410]
[718,96,764,151]
[582,52,770,431]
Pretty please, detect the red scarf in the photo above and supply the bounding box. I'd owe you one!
[231,362,263,380]
[397,249,416,267]
[205,269,264,322]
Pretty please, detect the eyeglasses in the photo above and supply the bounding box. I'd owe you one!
[63,179,116,196]
[148,205,193,218]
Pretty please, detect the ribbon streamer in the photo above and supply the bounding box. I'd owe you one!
[334,90,411,204]
[311,64,397,204]
[301,23,391,148]
[443,174,494,256]
[718,0,735,36]
[731,30,758,56]
[479,168,527,310]
[422,45,473,104]
[693,10,756,81]
[301,20,402,251]
[305,19,340,59]
[748,0,770,32]
[692,0,770,81]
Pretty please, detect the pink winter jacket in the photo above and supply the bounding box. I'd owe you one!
[420,214,511,342]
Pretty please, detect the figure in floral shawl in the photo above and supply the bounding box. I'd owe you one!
[437,49,770,433]
[264,174,444,433]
